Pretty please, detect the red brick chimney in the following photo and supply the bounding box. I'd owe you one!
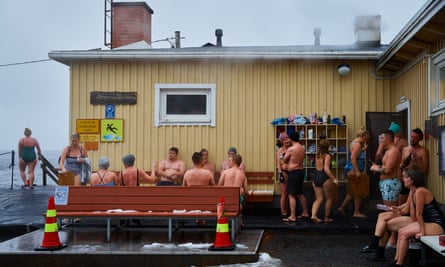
[111,2,154,49]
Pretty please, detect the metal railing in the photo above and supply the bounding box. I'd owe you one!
[0,150,15,190]
[40,154,59,185]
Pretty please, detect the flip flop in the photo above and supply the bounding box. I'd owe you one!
[282,217,297,222]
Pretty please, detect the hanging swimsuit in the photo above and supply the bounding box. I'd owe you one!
[121,168,139,186]
[20,140,36,163]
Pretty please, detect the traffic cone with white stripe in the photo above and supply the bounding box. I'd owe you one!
[209,197,235,251]
[35,196,67,251]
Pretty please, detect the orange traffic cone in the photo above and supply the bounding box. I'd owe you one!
[35,196,67,251]
[209,197,235,251]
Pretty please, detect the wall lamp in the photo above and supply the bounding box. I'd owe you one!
[337,63,351,76]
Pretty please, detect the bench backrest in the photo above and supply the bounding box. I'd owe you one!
[55,186,240,213]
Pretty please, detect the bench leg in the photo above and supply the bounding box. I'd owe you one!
[168,219,172,242]
[231,218,235,241]
[107,218,111,242]
[420,245,427,267]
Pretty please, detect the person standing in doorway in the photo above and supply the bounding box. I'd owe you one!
[18,127,42,189]
[370,130,402,207]
[398,128,429,204]
[282,131,308,222]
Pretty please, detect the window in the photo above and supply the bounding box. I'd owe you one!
[430,49,445,115]
[154,84,216,126]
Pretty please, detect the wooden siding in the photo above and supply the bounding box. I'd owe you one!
[390,56,445,203]
[68,60,391,176]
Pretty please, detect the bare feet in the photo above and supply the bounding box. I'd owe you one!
[324,217,334,223]
[311,217,322,224]
[338,207,346,215]
[353,213,367,218]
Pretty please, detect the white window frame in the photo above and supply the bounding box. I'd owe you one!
[430,48,445,116]
[154,83,216,127]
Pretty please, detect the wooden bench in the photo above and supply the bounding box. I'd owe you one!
[215,171,275,203]
[55,186,240,242]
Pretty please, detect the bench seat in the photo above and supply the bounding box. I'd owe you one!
[55,186,240,242]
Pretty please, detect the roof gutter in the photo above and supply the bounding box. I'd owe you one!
[376,0,445,70]
[49,49,383,66]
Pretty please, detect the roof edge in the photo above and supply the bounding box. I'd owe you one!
[376,0,445,70]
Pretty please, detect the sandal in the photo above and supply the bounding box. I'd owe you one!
[282,217,297,222]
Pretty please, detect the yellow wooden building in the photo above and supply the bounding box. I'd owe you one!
[49,1,445,202]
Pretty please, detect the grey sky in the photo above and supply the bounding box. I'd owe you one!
[0,0,425,151]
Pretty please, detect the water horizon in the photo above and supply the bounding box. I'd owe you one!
[0,149,60,189]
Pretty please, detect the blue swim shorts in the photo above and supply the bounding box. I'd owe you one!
[378,178,401,202]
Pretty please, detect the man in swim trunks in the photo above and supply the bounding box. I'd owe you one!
[282,131,308,222]
[18,128,42,189]
[157,147,186,185]
[218,154,248,210]
[398,128,429,204]
[370,130,402,207]
[183,152,215,186]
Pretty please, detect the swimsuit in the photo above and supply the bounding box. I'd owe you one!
[93,172,115,186]
[64,146,83,176]
[414,196,445,230]
[378,178,401,202]
[343,140,366,176]
[156,181,175,186]
[312,156,330,187]
[21,145,36,163]
[287,169,304,195]
[121,168,139,186]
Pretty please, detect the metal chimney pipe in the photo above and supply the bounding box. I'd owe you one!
[313,28,321,46]
[215,29,223,47]
[175,31,181,48]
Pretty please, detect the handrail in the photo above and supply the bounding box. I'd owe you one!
[40,154,59,185]
[0,150,15,190]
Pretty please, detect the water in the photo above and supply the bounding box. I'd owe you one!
[0,149,60,189]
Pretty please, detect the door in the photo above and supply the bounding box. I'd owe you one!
[365,111,408,204]
[365,111,408,163]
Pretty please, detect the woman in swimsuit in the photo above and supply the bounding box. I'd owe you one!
[89,157,118,186]
[310,139,338,224]
[388,167,445,267]
[59,133,88,186]
[276,133,291,219]
[338,128,370,218]
[18,128,42,188]
[120,154,157,186]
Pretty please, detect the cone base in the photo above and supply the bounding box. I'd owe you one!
[34,243,67,251]
[208,244,235,251]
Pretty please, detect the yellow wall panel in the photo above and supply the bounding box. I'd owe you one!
[69,60,391,180]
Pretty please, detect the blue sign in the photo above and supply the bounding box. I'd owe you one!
[105,104,115,119]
